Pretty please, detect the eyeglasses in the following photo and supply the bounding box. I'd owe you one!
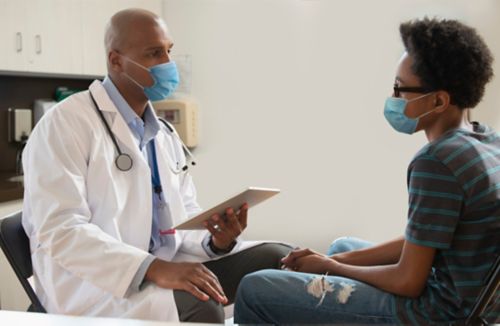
[393,83,433,98]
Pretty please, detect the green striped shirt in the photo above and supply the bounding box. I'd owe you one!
[395,123,500,325]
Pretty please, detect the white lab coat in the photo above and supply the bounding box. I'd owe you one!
[22,80,260,321]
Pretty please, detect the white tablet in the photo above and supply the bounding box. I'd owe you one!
[174,187,280,230]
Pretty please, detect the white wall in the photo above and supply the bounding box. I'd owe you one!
[163,0,500,251]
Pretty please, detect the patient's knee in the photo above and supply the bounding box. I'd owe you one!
[236,272,264,304]
[327,237,354,255]
[327,237,372,255]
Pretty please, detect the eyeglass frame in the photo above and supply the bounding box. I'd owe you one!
[393,83,434,98]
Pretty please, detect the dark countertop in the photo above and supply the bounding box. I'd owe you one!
[0,172,23,203]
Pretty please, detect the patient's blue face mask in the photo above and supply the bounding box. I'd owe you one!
[121,55,179,102]
[383,93,437,134]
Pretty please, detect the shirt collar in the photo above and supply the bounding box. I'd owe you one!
[102,76,161,144]
[102,76,138,125]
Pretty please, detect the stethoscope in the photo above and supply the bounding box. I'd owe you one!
[89,91,196,173]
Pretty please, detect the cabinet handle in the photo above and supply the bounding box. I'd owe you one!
[16,32,23,52]
[35,34,42,54]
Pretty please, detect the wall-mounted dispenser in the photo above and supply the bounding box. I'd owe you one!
[152,98,199,148]
[7,108,32,143]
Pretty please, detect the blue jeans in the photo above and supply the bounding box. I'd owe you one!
[234,237,399,324]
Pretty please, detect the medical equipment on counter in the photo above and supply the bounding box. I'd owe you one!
[152,98,198,148]
[89,91,196,173]
[55,87,83,102]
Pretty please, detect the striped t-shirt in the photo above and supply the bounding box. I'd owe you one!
[395,122,499,325]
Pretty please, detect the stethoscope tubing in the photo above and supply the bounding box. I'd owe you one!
[89,90,195,173]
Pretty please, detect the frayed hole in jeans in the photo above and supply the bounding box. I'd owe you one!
[337,282,355,304]
[306,274,334,307]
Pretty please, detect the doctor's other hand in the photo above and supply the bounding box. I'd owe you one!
[281,248,334,274]
[204,203,248,250]
[145,259,228,304]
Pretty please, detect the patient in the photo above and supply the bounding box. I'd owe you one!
[234,18,499,324]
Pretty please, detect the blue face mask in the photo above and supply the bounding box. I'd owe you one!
[383,93,436,134]
[122,56,180,102]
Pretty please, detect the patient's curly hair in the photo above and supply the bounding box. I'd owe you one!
[399,18,494,109]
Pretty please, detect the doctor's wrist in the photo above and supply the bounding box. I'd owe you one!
[145,258,163,284]
[209,236,236,254]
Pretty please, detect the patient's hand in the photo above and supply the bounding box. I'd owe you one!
[281,248,334,274]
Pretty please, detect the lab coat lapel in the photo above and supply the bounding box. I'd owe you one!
[88,81,146,166]
[88,81,151,250]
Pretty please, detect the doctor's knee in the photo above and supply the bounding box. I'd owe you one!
[175,291,225,323]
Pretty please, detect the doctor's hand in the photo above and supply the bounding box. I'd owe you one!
[281,248,335,274]
[145,259,228,304]
[204,204,248,251]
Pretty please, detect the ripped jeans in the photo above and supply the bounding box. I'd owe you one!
[234,237,399,324]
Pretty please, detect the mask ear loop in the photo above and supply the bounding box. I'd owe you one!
[415,106,440,119]
[406,92,435,103]
[122,72,147,90]
[409,92,441,119]
[119,54,158,91]
[120,53,150,71]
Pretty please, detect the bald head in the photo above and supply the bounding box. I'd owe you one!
[103,8,174,106]
[104,8,169,53]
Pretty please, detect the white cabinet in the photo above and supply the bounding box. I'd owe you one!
[0,0,29,71]
[25,0,83,75]
[0,0,83,75]
[0,0,162,76]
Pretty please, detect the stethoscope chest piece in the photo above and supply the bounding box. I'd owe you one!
[115,153,133,172]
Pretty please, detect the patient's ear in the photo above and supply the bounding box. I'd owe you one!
[434,91,450,113]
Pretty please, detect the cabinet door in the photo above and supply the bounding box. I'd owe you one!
[0,0,28,71]
[25,0,83,75]
[82,0,163,76]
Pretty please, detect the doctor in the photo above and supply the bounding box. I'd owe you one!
[22,8,291,323]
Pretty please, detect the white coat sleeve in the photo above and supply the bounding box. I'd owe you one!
[22,102,149,299]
